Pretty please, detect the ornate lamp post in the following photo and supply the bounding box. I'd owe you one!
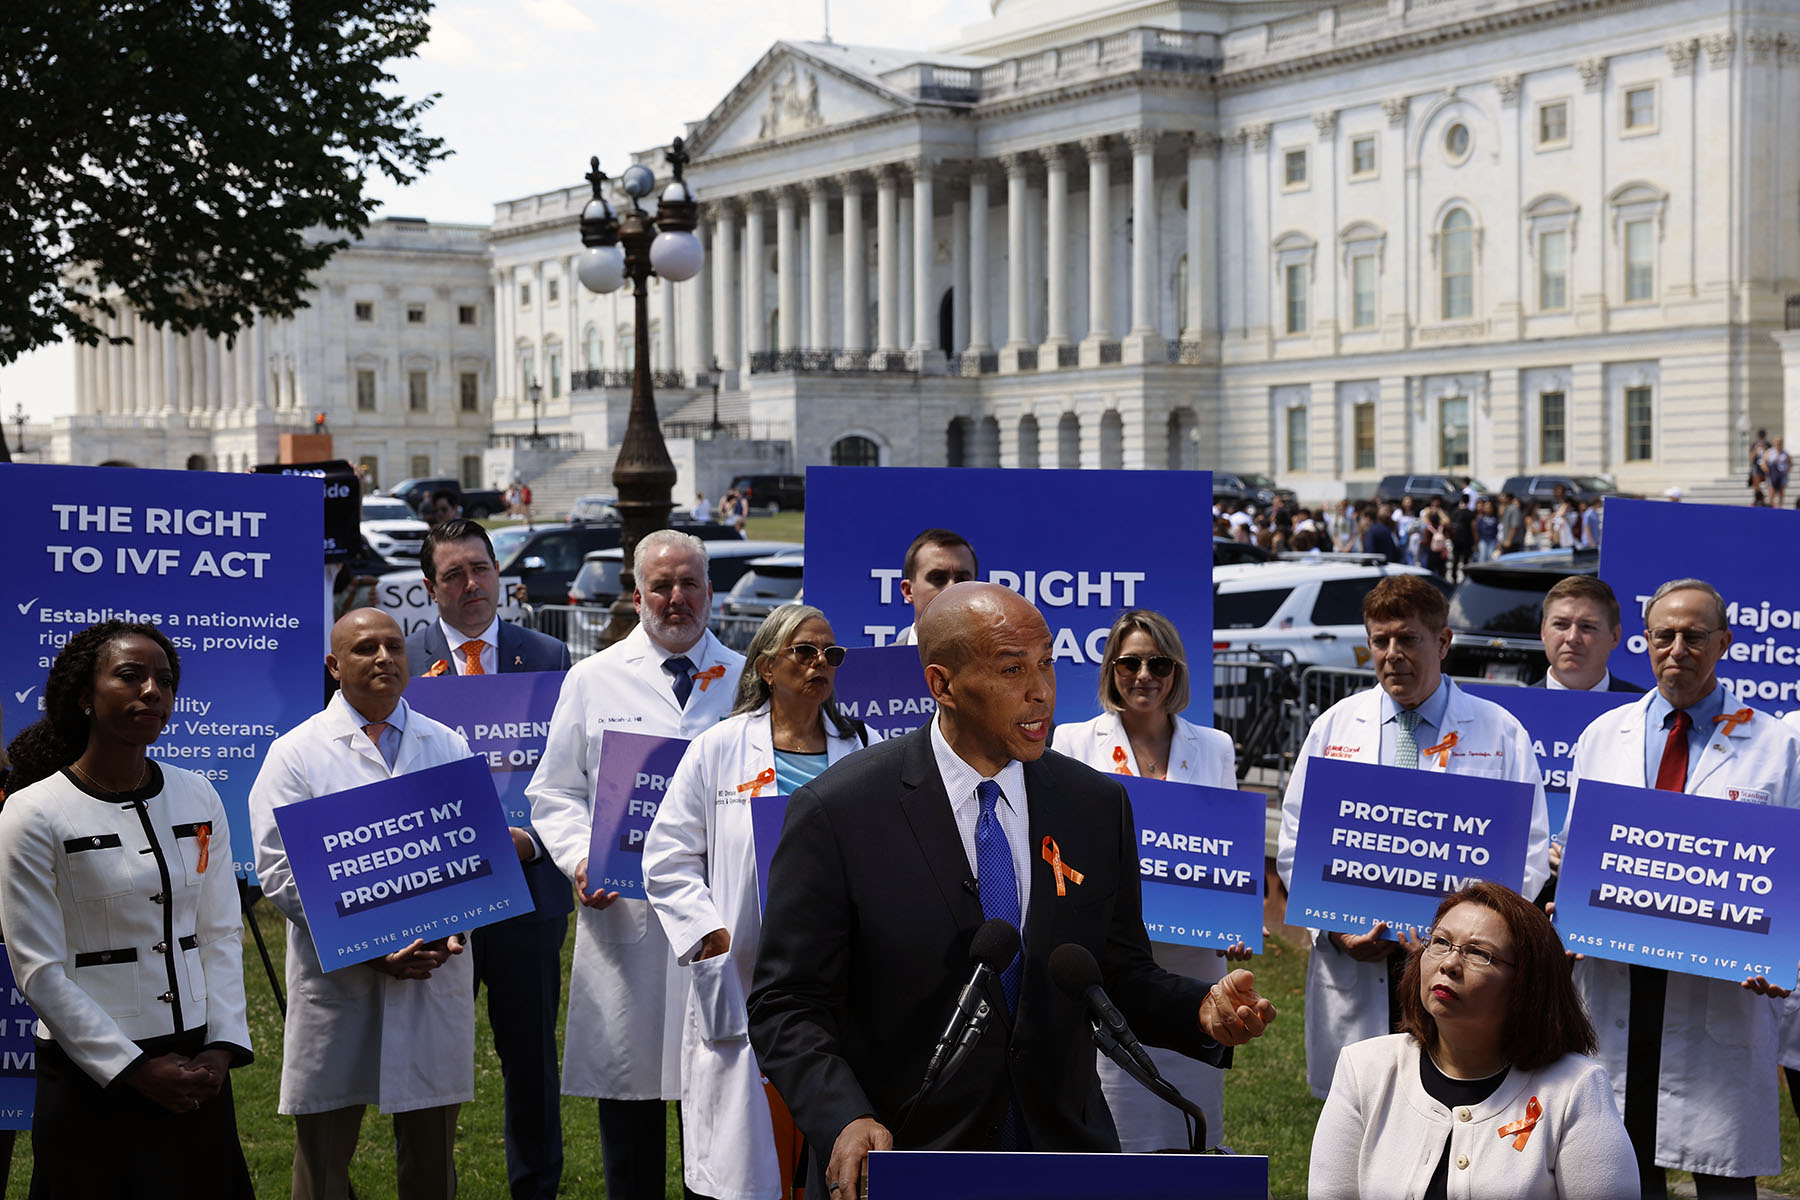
[528,380,543,444]
[577,138,704,645]
[10,403,26,458]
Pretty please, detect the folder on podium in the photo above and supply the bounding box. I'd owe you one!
[867,1149,1270,1198]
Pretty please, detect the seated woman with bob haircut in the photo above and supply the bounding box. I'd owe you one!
[1309,881,1636,1199]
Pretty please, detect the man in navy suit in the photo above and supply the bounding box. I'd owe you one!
[749,583,1276,1196]
[1530,575,1646,693]
[407,518,573,1200]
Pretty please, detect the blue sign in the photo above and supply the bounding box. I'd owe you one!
[750,792,791,916]
[587,730,690,901]
[1284,757,1534,938]
[0,945,34,1129]
[1556,779,1800,987]
[1464,685,1636,838]
[1601,497,1800,713]
[405,673,565,827]
[803,466,1213,725]
[1124,777,1265,954]
[868,1150,1268,1199]
[833,644,935,741]
[1,463,323,882]
[271,755,532,969]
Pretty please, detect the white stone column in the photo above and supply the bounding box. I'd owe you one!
[160,328,179,413]
[120,315,139,414]
[1002,153,1030,363]
[233,325,251,408]
[251,315,268,409]
[107,311,125,413]
[656,275,677,373]
[967,170,992,354]
[688,226,711,380]
[1041,144,1070,358]
[776,186,798,352]
[207,338,225,410]
[143,321,163,413]
[951,189,970,354]
[490,271,507,404]
[840,174,868,352]
[1124,128,1165,361]
[133,313,154,413]
[807,180,830,351]
[712,206,739,383]
[897,188,913,350]
[1183,133,1220,347]
[911,159,935,354]
[1081,136,1114,363]
[72,333,89,414]
[175,332,194,412]
[743,196,767,361]
[876,165,900,353]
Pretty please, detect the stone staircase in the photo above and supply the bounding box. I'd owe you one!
[524,448,619,521]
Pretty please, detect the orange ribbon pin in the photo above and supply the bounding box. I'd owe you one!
[194,824,212,874]
[692,664,728,692]
[736,767,777,798]
[1041,837,1085,896]
[1498,1095,1542,1151]
[1714,707,1754,737]
[1423,730,1459,768]
[424,659,450,677]
[1111,745,1133,775]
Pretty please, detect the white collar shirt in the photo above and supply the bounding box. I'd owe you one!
[439,615,500,675]
[929,712,1032,922]
[1545,668,1613,692]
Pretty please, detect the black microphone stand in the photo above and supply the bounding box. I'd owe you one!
[1088,1019,1208,1152]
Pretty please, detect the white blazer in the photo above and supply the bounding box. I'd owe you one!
[1567,684,1800,1177]
[1277,681,1550,1099]
[1309,1034,1638,1200]
[249,694,477,1115]
[526,624,745,1100]
[1050,711,1237,1149]
[644,704,875,1200]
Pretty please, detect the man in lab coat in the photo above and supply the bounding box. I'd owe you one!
[527,530,745,1200]
[250,608,478,1200]
[1277,573,1549,1099]
[1567,577,1799,1197]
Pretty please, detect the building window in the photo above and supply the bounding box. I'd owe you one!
[519,283,531,308]
[1283,148,1308,190]
[1540,391,1566,463]
[831,435,881,467]
[547,278,560,303]
[1443,123,1471,164]
[1624,219,1655,302]
[1353,402,1376,470]
[548,347,563,398]
[1441,209,1474,320]
[1538,230,1569,311]
[518,350,534,399]
[585,326,603,370]
[1440,396,1470,469]
[1350,135,1377,179]
[459,372,479,412]
[461,455,482,489]
[355,369,376,411]
[406,303,426,325]
[1284,263,1308,334]
[1624,85,1656,132]
[458,304,477,326]
[1285,406,1308,473]
[1626,385,1654,461]
[408,370,428,412]
[354,301,374,323]
[411,454,431,478]
[358,455,380,489]
[1537,101,1569,148]
[1351,254,1377,329]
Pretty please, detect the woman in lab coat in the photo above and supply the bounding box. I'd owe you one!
[1050,609,1242,1150]
[644,605,875,1200]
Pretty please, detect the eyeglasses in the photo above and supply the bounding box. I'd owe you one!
[1646,627,1720,651]
[786,643,847,667]
[1422,934,1515,970]
[1113,655,1179,678]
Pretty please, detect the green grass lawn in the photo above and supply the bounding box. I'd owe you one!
[745,512,804,544]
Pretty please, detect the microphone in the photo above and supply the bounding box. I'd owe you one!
[1048,943,1159,1080]
[896,918,1020,1134]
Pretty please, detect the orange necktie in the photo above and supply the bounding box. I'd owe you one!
[461,639,487,675]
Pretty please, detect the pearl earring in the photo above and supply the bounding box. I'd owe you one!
[83,706,92,716]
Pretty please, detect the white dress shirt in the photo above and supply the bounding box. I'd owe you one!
[438,615,500,675]
[928,713,1031,920]
[1545,668,1613,692]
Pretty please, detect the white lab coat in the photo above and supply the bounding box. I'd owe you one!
[527,624,745,1099]
[248,694,477,1115]
[1051,712,1236,1149]
[1277,681,1550,1099]
[1567,685,1800,1177]
[644,704,875,1200]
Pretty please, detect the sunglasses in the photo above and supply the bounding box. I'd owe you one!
[786,643,847,667]
[1113,654,1179,678]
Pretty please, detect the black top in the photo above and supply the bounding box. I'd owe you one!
[1421,1048,1511,1200]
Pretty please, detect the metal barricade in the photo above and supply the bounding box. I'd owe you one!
[711,613,764,652]
[1211,649,1302,787]
[1288,666,1526,765]
[527,603,609,662]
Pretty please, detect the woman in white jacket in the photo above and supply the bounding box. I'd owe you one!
[1309,881,1636,1199]
[1050,609,1244,1150]
[644,605,877,1200]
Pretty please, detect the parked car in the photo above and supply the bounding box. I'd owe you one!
[499,520,738,607]
[359,496,430,561]
[567,494,620,524]
[1213,472,1298,511]
[1375,473,1497,507]
[488,524,533,566]
[720,553,806,621]
[386,476,508,519]
[1212,558,1446,671]
[1497,474,1637,506]
[728,473,806,513]
[1442,547,1603,683]
[1213,536,1275,566]
[567,540,803,643]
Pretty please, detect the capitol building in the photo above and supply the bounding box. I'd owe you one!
[61,0,1800,505]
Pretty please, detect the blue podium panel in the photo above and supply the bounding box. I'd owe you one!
[868,1150,1269,1199]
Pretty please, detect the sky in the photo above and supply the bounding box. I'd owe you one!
[4,0,993,424]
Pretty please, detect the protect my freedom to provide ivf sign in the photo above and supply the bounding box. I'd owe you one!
[1284,757,1533,937]
[1126,777,1266,954]
[1556,780,1800,986]
[274,756,533,968]
[587,730,690,902]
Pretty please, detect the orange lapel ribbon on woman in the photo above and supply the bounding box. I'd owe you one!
[194,824,212,874]
[1498,1096,1542,1151]
[1111,745,1133,775]
[692,664,728,692]
[1714,708,1754,737]
[1423,730,1459,768]
[1041,837,1085,896]
[736,767,777,798]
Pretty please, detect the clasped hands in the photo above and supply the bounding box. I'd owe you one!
[368,934,465,980]
[128,1047,232,1114]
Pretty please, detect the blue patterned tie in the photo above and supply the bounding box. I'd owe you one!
[664,654,695,709]
[975,780,1022,1012]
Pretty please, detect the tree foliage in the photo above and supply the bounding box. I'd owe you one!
[0,0,448,364]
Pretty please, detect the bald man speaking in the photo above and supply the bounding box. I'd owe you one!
[749,584,1275,1196]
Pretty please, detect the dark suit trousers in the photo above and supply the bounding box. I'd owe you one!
[595,1098,667,1200]
[473,911,569,1200]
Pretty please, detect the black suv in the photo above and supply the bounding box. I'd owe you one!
[1442,548,1601,683]
[501,521,737,607]
[1498,474,1637,505]
[1213,472,1298,510]
[1375,474,1496,506]
[729,474,806,513]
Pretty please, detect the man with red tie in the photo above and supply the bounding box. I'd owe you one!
[1566,577,1800,1197]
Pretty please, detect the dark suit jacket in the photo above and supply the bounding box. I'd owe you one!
[748,727,1225,1159]
[1529,672,1646,693]
[406,619,574,919]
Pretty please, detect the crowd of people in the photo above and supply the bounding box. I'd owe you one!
[0,516,1796,1200]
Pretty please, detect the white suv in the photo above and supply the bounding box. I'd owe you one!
[1212,557,1446,670]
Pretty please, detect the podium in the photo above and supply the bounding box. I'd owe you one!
[867,1149,1269,1198]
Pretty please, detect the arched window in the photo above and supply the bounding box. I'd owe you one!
[946,417,972,467]
[976,416,1001,468]
[1018,414,1041,470]
[831,435,881,467]
[1441,209,1474,320]
[1058,413,1081,469]
[584,325,603,370]
[1099,411,1124,470]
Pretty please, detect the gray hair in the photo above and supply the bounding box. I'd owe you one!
[730,605,829,716]
[1644,578,1730,629]
[633,528,709,579]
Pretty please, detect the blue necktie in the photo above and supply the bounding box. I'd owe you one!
[664,654,695,709]
[975,780,1022,1012]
